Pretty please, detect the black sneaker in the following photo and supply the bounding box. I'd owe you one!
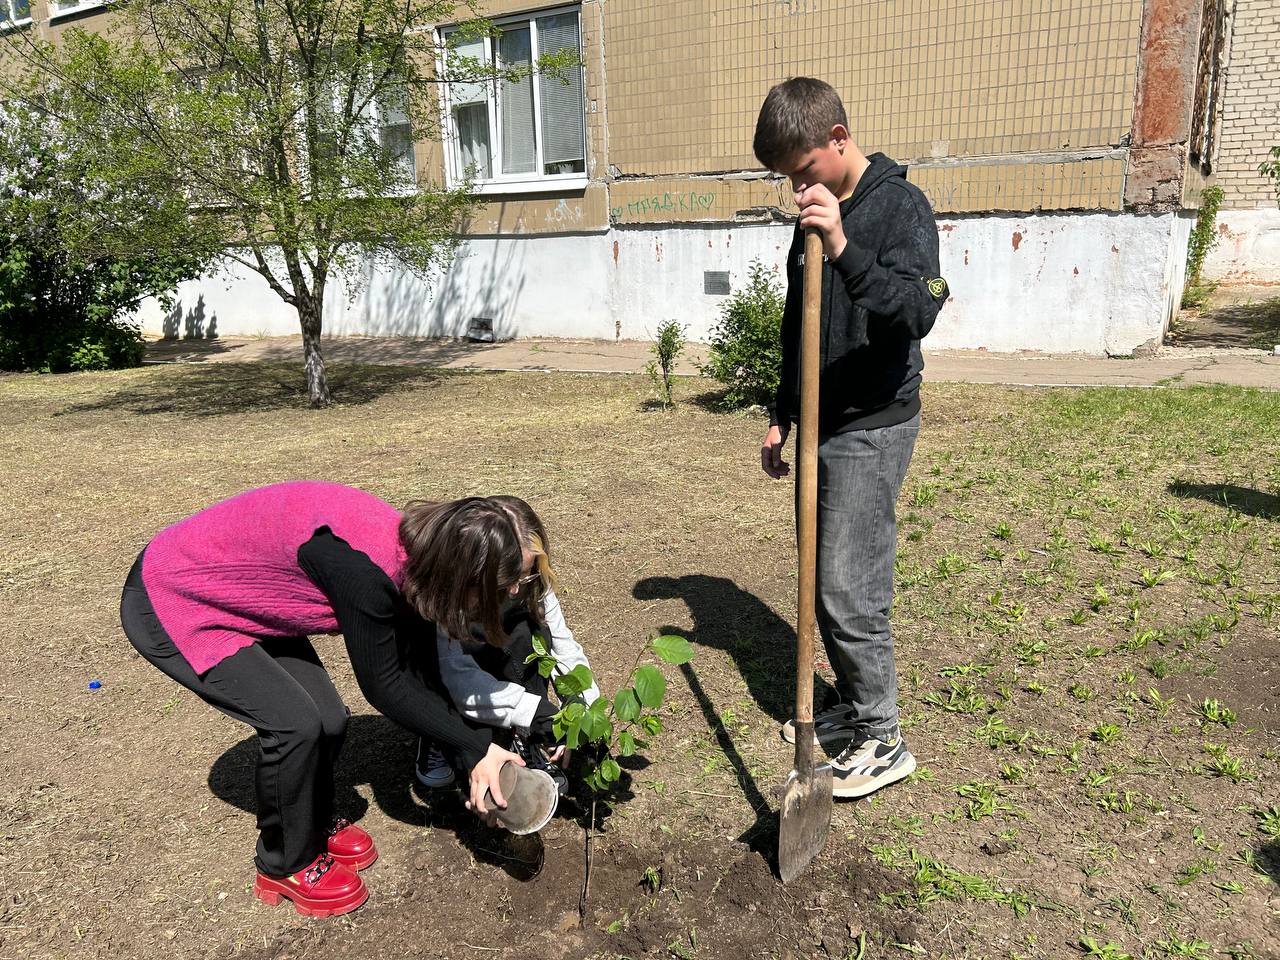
[414,739,456,789]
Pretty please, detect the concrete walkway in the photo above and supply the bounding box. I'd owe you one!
[144,334,1280,390]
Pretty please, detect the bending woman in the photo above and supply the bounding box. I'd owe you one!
[120,480,532,917]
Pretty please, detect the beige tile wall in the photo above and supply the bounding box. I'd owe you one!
[604,0,1144,175]
[15,0,1151,227]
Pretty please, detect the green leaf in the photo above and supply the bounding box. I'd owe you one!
[555,663,594,697]
[618,731,637,757]
[553,701,585,742]
[580,698,612,743]
[566,718,583,750]
[537,657,555,679]
[640,715,663,736]
[634,665,666,710]
[599,757,621,783]
[652,634,694,665]
[531,633,549,656]
[614,687,641,723]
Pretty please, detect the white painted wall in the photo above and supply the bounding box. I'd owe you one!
[930,211,1186,354]
[136,211,1191,355]
[1202,207,1280,283]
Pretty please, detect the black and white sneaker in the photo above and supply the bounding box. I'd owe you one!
[414,738,456,789]
[830,735,916,799]
[513,733,569,797]
[780,702,862,745]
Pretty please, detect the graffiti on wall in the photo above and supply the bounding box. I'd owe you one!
[610,190,717,222]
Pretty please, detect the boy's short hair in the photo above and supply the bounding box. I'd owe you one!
[753,77,848,171]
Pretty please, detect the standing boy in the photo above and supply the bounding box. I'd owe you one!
[753,77,947,798]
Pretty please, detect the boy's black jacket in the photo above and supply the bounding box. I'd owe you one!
[769,152,947,433]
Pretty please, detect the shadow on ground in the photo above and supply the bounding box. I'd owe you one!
[1169,480,1279,519]
[56,362,447,418]
[1171,290,1280,350]
[208,714,552,881]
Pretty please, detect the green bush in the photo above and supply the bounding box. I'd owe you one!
[646,319,686,408]
[0,104,201,373]
[0,240,156,373]
[699,259,784,409]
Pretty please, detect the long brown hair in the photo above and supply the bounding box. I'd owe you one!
[489,495,556,618]
[398,497,524,646]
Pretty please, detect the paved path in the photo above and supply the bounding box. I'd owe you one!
[144,335,1280,390]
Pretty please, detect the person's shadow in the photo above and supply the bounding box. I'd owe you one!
[633,574,838,723]
[633,574,839,868]
[208,716,547,880]
[1168,481,1279,519]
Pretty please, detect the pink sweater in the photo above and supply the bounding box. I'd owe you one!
[142,481,406,674]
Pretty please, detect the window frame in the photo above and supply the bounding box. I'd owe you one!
[47,0,107,22]
[0,0,33,30]
[291,62,419,199]
[437,4,587,195]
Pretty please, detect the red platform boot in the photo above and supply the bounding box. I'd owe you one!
[326,817,378,870]
[253,852,368,918]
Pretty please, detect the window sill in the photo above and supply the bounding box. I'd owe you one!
[467,176,588,197]
[0,17,32,30]
[49,1,107,20]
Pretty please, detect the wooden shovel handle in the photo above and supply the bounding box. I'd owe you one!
[794,229,823,777]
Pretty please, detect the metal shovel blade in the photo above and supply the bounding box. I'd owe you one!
[778,762,833,883]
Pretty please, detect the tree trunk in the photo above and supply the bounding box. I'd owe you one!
[297,295,330,407]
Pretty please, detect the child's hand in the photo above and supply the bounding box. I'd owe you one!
[547,744,569,766]
[794,183,847,261]
[761,424,790,478]
[466,742,524,815]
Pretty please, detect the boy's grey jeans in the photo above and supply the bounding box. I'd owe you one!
[800,413,920,742]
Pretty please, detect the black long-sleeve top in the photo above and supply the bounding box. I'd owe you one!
[297,527,493,770]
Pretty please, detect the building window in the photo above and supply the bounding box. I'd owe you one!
[440,7,585,191]
[48,0,105,19]
[373,87,415,185]
[1,0,31,28]
[300,75,415,195]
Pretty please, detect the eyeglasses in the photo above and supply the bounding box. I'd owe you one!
[516,573,541,588]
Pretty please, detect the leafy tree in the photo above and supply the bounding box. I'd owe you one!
[2,0,571,403]
[526,632,694,795]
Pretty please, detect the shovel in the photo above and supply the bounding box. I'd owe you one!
[777,228,833,883]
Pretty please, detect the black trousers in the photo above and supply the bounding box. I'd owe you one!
[121,553,349,876]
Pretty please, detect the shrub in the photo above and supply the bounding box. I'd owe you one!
[699,259,784,409]
[646,319,686,408]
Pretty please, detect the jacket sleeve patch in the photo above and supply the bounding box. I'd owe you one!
[926,277,949,300]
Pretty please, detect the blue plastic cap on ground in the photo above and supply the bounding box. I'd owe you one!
[88,680,102,690]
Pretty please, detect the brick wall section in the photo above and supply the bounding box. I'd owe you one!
[1215,0,1280,208]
